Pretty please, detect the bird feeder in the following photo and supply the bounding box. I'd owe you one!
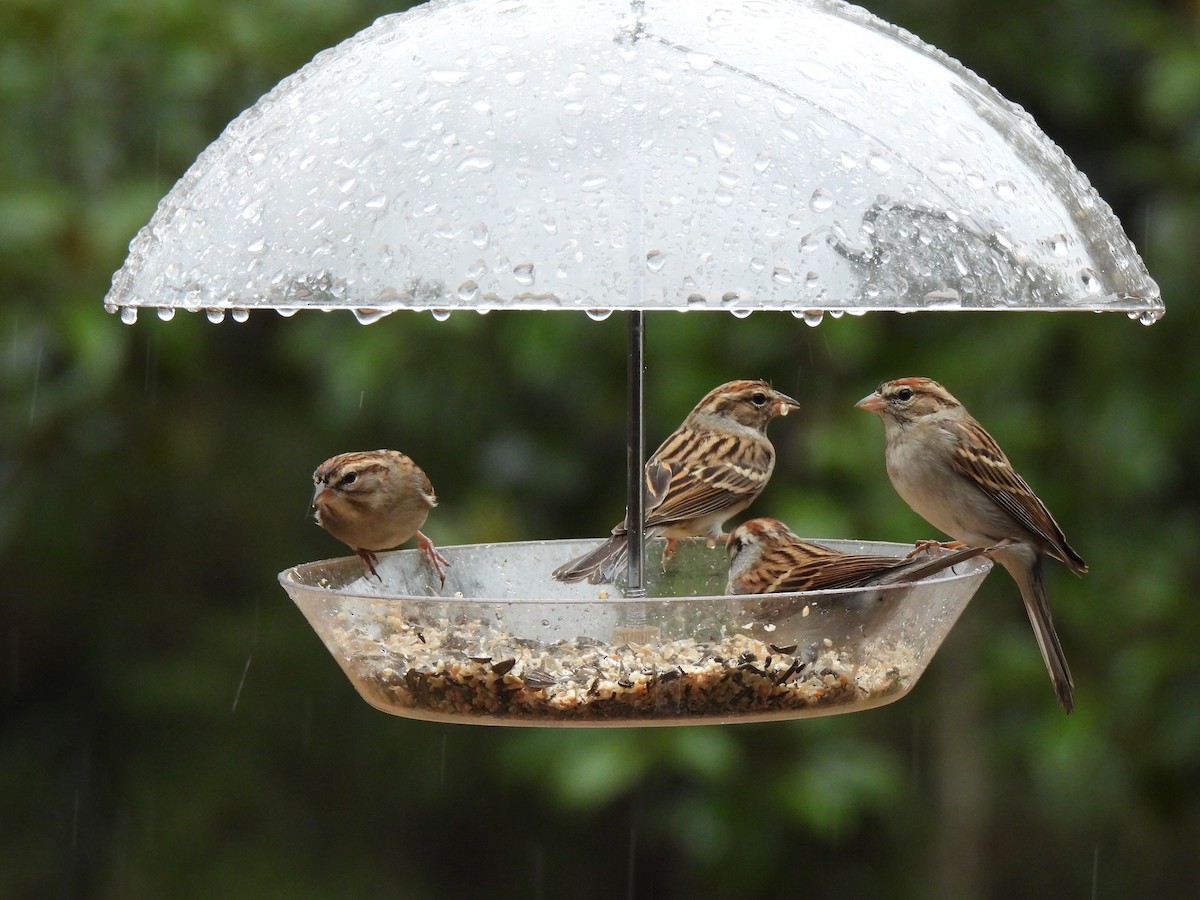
[104,0,1161,725]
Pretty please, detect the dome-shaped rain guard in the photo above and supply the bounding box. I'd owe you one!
[104,0,1161,321]
[280,537,992,725]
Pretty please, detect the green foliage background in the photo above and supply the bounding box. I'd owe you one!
[2,0,1198,897]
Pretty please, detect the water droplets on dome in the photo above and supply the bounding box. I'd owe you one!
[512,262,535,286]
[353,308,391,325]
[101,0,1159,320]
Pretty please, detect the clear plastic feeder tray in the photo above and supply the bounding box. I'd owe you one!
[279,537,992,726]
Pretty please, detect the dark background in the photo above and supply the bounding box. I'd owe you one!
[3,0,1197,897]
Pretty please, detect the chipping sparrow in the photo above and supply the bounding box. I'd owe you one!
[312,449,449,584]
[726,517,985,595]
[552,379,800,584]
[857,377,1087,712]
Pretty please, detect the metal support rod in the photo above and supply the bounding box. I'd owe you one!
[625,310,646,598]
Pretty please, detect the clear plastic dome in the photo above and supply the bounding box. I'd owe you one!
[105,0,1161,321]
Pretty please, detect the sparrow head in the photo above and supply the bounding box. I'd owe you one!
[312,450,398,514]
[726,516,792,562]
[692,380,800,432]
[855,377,962,425]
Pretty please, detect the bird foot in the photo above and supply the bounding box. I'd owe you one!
[418,531,450,586]
[659,538,680,567]
[357,549,382,581]
[906,539,965,559]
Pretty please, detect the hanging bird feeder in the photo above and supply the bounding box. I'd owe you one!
[104,0,1161,725]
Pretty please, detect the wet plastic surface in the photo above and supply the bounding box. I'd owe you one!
[280,536,993,726]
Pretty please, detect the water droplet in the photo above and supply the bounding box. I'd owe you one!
[645,250,667,272]
[337,176,358,194]
[431,309,452,321]
[687,294,707,309]
[231,308,250,323]
[803,310,824,326]
[471,221,490,248]
[730,308,752,319]
[994,180,1016,201]
[504,70,527,86]
[581,173,609,192]
[353,308,389,324]
[923,289,962,308]
[247,237,265,253]
[457,280,480,302]
[1048,234,1069,257]
[1079,268,1102,294]
[206,309,226,324]
[1139,309,1160,326]
[809,188,834,212]
[365,194,389,210]
[686,51,715,71]
[749,257,767,273]
[427,69,470,85]
[712,131,735,160]
[772,267,794,285]
[119,306,138,325]
[513,262,535,285]
[867,151,892,174]
[773,98,796,119]
[472,100,492,115]
[156,307,175,321]
[721,291,740,305]
[456,154,495,173]
[240,199,264,222]
[585,308,612,321]
[714,187,734,207]
[753,153,772,174]
[804,271,821,289]
[276,308,298,318]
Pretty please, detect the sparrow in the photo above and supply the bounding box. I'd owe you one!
[312,449,449,584]
[856,377,1087,712]
[726,517,986,595]
[552,379,800,584]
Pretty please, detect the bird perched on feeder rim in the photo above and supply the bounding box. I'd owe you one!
[311,449,450,585]
[856,377,1087,713]
[552,379,800,585]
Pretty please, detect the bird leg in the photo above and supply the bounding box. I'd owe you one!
[356,548,382,580]
[906,539,966,559]
[982,538,1016,558]
[660,538,679,565]
[417,531,450,586]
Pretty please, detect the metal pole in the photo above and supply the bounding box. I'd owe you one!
[625,310,646,598]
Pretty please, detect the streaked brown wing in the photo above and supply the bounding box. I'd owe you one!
[647,456,770,527]
[947,417,1079,563]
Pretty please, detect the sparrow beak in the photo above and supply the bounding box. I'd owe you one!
[775,392,801,416]
[855,391,886,412]
[312,483,334,508]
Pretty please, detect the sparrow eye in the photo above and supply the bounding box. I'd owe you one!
[339,471,358,487]
[896,387,913,402]
[750,392,768,406]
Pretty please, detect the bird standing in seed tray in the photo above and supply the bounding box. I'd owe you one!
[726,517,986,595]
[312,449,450,585]
[856,377,1087,713]
[553,379,800,585]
